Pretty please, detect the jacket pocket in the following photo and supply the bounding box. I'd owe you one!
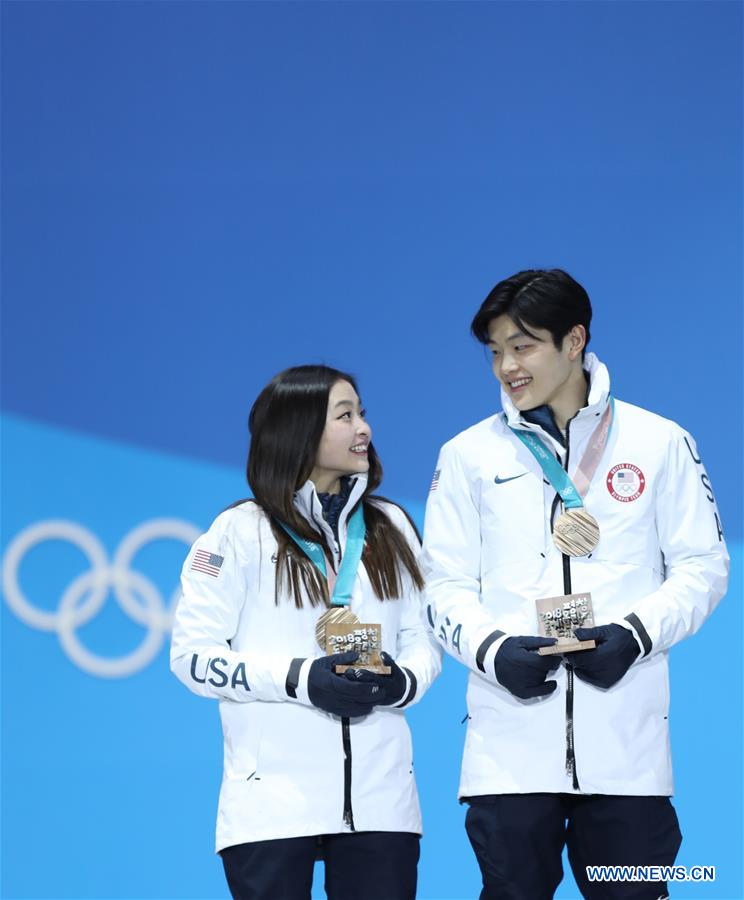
[479,474,547,570]
[220,702,262,782]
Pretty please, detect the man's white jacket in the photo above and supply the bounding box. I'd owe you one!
[422,354,728,798]
[171,475,441,852]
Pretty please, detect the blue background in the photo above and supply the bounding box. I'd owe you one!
[1,2,741,898]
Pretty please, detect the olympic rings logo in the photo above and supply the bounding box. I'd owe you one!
[2,519,201,679]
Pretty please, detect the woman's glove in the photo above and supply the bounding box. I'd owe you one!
[571,625,640,689]
[494,636,560,699]
[308,652,386,717]
[343,652,408,706]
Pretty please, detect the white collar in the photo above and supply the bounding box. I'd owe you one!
[292,473,368,559]
[500,351,612,447]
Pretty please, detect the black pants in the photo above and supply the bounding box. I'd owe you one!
[465,793,682,900]
[221,831,420,900]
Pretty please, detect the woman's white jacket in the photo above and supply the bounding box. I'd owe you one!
[171,475,442,852]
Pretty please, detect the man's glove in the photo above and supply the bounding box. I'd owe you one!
[494,636,560,699]
[572,624,640,689]
[343,652,407,706]
[308,652,386,717]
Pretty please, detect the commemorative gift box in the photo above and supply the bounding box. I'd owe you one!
[536,592,597,655]
[315,608,391,674]
[326,623,391,674]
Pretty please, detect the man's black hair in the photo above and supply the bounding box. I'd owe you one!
[471,269,592,353]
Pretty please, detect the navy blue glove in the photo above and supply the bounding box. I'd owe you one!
[343,652,408,706]
[494,636,560,699]
[572,625,640,689]
[308,652,386,717]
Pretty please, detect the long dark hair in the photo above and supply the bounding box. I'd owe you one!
[246,365,424,608]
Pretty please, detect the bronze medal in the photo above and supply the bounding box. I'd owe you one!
[315,607,360,650]
[552,508,600,557]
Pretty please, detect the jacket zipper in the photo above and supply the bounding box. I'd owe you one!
[317,496,354,827]
[553,414,581,791]
[561,550,579,789]
[341,717,356,830]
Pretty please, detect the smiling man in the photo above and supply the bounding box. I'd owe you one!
[422,269,729,900]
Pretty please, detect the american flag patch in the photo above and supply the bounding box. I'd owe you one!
[430,468,441,492]
[191,549,224,578]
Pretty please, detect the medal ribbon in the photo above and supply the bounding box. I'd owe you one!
[510,398,614,508]
[277,505,366,608]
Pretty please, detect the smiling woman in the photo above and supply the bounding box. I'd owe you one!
[245,366,424,608]
[311,379,372,493]
[170,364,441,900]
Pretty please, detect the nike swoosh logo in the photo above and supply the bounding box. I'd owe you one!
[494,473,528,485]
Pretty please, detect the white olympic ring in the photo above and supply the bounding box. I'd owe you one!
[2,519,201,679]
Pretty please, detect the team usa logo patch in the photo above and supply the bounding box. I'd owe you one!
[606,463,646,502]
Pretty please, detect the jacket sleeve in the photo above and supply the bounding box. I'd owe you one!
[170,509,314,705]
[614,427,729,659]
[421,441,508,680]
[382,504,443,709]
